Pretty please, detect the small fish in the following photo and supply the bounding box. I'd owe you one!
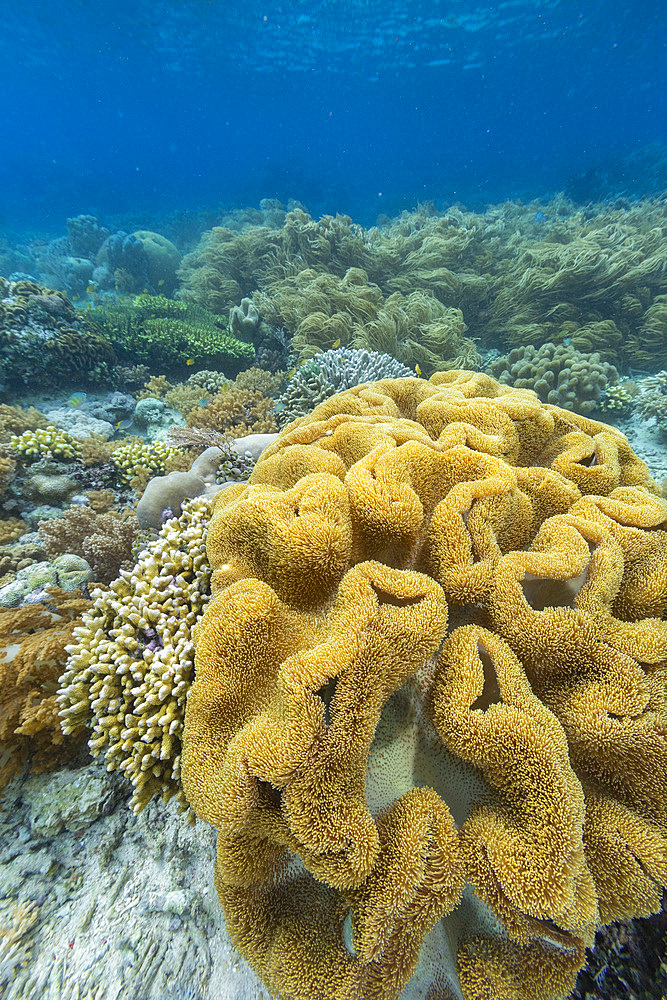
[116,418,133,430]
[562,336,572,346]
[332,338,341,349]
[199,398,210,406]
[186,359,195,366]
[414,363,422,376]
[274,401,286,412]
[534,210,547,224]
[86,283,96,293]
[286,368,297,379]
[157,279,164,286]
[67,391,87,408]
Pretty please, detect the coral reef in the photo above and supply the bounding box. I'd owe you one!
[110,439,182,487]
[187,387,278,439]
[487,342,619,414]
[181,371,667,1000]
[275,347,414,425]
[10,427,82,463]
[0,588,90,788]
[0,278,115,386]
[186,369,232,396]
[89,294,254,371]
[0,404,47,444]
[39,506,141,584]
[59,498,212,813]
[132,231,181,294]
[179,199,667,371]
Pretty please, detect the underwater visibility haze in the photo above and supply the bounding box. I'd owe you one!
[1,3,667,1000]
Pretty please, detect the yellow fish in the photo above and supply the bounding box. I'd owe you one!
[415,363,422,376]
[186,359,195,366]
[332,338,341,349]
[158,279,165,286]
[86,283,96,293]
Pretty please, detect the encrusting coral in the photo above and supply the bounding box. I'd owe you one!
[58,498,211,813]
[0,587,90,789]
[181,371,667,1000]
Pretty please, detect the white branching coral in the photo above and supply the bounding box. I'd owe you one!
[58,497,211,813]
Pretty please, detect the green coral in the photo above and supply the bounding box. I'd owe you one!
[10,426,82,462]
[599,379,637,418]
[487,342,619,415]
[58,497,211,813]
[111,439,180,486]
[89,294,254,370]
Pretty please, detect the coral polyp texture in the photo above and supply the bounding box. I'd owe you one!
[59,497,211,813]
[181,370,667,1000]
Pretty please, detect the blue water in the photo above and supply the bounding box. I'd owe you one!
[1,0,665,233]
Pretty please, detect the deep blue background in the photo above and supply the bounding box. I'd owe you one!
[2,0,665,234]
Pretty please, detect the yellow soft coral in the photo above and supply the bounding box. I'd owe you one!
[181,371,667,1000]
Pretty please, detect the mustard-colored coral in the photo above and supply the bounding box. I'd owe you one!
[182,371,667,1000]
[0,588,90,789]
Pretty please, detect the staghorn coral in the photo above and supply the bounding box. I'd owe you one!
[58,498,211,813]
[39,506,141,585]
[487,342,619,415]
[0,588,90,788]
[181,371,667,1000]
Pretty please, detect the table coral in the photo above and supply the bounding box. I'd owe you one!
[182,371,667,1000]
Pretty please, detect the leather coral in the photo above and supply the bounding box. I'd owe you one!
[181,371,667,1000]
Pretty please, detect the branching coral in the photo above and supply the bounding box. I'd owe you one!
[58,498,211,813]
[0,588,90,789]
[10,427,82,463]
[110,439,182,487]
[39,506,141,585]
[275,348,414,426]
[181,371,667,1000]
[186,387,277,439]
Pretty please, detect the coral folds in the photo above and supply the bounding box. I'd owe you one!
[181,371,667,1000]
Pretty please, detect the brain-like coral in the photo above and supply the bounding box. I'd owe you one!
[181,371,667,1000]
